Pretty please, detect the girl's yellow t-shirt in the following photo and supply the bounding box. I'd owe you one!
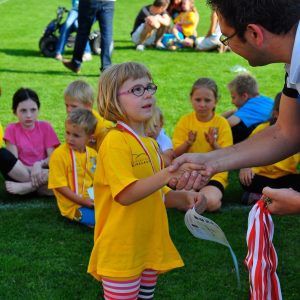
[88,129,183,280]
[0,123,3,146]
[251,122,300,178]
[173,112,233,187]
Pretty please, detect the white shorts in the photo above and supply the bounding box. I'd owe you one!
[131,23,157,46]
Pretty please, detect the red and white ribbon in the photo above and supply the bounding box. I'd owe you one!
[245,199,282,300]
[116,121,163,172]
[70,149,88,196]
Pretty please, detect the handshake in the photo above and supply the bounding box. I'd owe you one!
[166,152,216,190]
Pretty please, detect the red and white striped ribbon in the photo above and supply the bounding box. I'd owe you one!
[245,199,282,300]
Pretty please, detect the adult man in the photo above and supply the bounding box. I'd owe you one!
[171,0,300,215]
[63,0,115,73]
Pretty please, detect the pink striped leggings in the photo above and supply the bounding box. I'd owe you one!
[102,269,158,300]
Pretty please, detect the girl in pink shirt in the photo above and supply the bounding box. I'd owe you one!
[2,88,60,195]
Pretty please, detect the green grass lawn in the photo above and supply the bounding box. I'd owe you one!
[0,0,299,299]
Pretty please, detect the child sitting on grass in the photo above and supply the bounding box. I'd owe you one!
[222,73,273,144]
[239,93,300,205]
[169,0,198,49]
[172,77,233,212]
[48,108,97,227]
[3,87,60,195]
[64,80,112,151]
[146,105,175,167]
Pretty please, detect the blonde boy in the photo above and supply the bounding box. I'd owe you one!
[48,108,97,227]
[64,80,112,151]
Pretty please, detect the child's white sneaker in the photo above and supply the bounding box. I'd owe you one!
[82,53,93,61]
[136,44,145,51]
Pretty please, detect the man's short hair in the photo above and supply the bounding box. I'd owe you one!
[207,0,300,39]
[153,0,170,8]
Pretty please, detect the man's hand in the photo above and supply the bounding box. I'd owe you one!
[168,153,215,190]
[262,187,300,215]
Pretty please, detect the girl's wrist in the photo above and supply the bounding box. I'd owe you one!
[185,140,193,146]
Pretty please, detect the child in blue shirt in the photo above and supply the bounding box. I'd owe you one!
[222,73,273,143]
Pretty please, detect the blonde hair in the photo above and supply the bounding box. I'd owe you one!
[146,105,163,133]
[66,108,97,135]
[227,73,258,98]
[64,80,94,106]
[97,62,153,123]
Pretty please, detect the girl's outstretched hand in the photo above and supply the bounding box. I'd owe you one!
[168,153,214,190]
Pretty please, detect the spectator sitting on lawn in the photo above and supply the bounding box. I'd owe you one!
[167,0,182,19]
[131,0,171,51]
[2,88,60,195]
[64,80,112,151]
[48,108,97,227]
[167,0,198,50]
[195,10,225,52]
[146,105,175,167]
[222,73,273,144]
[239,92,300,205]
[172,77,233,212]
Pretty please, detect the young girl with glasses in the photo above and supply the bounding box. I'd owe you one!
[87,62,206,300]
[172,78,233,212]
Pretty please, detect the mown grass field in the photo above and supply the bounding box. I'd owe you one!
[0,0,299,299]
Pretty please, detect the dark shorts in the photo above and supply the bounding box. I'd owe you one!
[0,148,18,180]
[206,180,225,195]
[231,121,258,144]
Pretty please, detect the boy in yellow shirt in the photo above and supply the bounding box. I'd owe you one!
[64,80,112,151]
[48,108,97,227]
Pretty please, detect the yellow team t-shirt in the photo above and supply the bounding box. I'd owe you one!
[89,109,113,151]
[174,11,197,37]
[173,112,233,188]
[48,143,97,220]
[0,122,3,146]
[251,122,300,178]
[88,128,183,280]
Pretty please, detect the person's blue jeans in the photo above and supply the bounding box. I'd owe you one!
[55,8,91,55]
[72,0,115,71]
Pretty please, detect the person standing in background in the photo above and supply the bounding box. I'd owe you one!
[63,0,115,74]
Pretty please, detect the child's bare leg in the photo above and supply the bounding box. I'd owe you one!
[155,25,168,47]
[139,23,155,45]
[5,181,36,195]
[200,185,222,212]
[7,160,31,182]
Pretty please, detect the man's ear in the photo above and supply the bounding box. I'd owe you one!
[246,24,264,46]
